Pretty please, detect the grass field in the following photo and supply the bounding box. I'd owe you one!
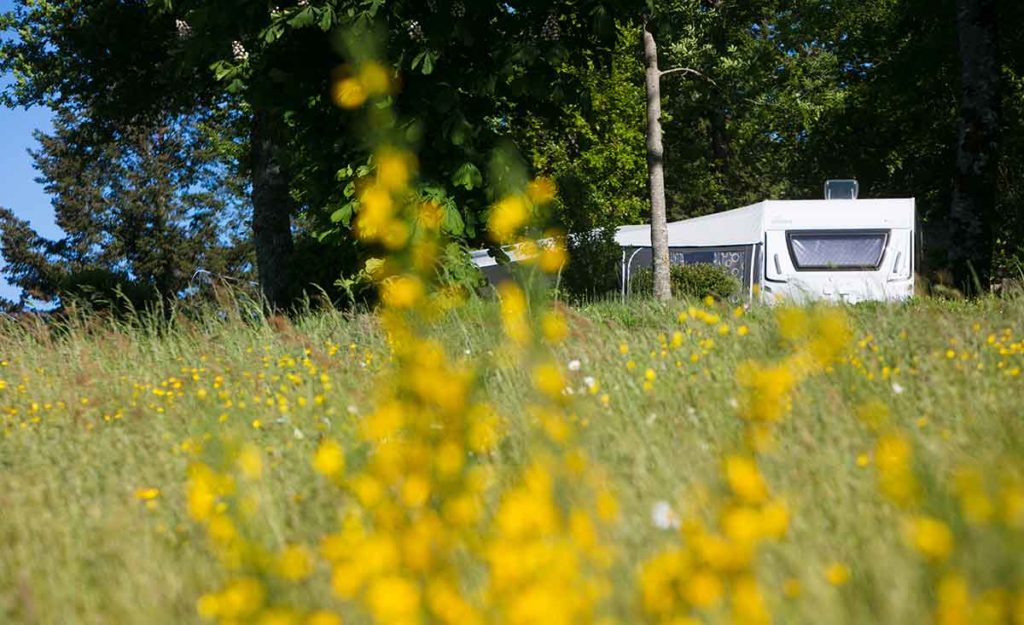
[0,295,1022,624]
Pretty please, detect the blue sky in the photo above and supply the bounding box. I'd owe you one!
[0,0,59,302]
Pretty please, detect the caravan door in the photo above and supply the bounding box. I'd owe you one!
[762,228,914,303]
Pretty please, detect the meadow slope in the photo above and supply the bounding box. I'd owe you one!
[0,297,1022,624]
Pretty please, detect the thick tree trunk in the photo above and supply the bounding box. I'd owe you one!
[949,0,999,293]
[250,106,295,310]
[643,20,672,301]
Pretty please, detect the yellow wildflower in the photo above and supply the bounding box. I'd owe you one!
[905,516,954,562]
[312,439,345,479]
[825,562,850,586]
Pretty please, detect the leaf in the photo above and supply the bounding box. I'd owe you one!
[411,50,436,75]
[420,52,435,75]
[450,162,483,190]
[411,51,427,71]
[363,257,385,277]
[440,202,465,236]
[287,7,315,28]
[262,23,285,43]
[318,6,335,31]
[330,202,355,226]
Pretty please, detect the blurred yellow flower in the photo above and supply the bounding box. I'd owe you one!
[381,275,424,309]
[725,455,769,504]
[489,194,530,243]
[277,544,314,582]
[825,562,850,586]
[134,487,160,501]
[331,77,366,109]
[312,439,345,479]
[905,516,953,562]
[527,177,557,204]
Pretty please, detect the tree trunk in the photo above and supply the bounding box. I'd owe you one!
[643,19,672,301]
[949,0,999,293]
[250,106,295,310]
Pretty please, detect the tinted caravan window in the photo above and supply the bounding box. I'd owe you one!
[787,230,888,271]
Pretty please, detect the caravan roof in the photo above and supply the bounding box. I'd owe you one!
[614,199,915,248]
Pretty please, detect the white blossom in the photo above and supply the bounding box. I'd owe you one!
[567,359,581,371]
[231,40,249,62]
[651,500,680,530]
[175,19,192,39]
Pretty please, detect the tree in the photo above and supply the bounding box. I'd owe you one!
[642,17,673,301]
[949,0,1000,291]
[2,0,639,309]
[0,107,250,311]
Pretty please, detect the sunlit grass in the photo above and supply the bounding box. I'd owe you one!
[0,296,1021,624]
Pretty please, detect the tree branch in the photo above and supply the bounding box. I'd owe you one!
[659,66,717,87]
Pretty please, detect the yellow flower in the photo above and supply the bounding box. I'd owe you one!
[527,177,557,204]
[760,499,789,539]
[905,516,954,562]
[540,310,568,344]
[236,444,263,480]
[731,575,770,624]
[401,474,431,508]
[277,544,314,581]
[782,577,802,599]
[367,575,421,623]
[735,361,796,423]
[488,194,530,243]
[358,61,391,96]
[306,610,343,625]
[381,275,424,309]
[376,148,414,191]
[684,570,724,608]
[724,455,768,504]
[498,283,531,345]
[217,577,266,620]
[935,573,970,625]
[776,307,809,341]
[134,487,160,501]
[825,562,850,586]
[312,439,345,479]
[532,362,566,400]
[537,243,567,273]
[331,77,366,109]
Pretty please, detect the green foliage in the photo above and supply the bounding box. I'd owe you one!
[561,226,624,302]
[516,25,647,235]
[630,263,740,300]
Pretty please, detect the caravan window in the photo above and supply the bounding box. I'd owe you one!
[786,230,888,271]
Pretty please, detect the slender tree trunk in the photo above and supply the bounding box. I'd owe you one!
[949,0,999,293]
[643,19,672,301]
[250,106,295,310]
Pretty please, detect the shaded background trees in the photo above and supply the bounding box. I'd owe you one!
[2,0,1024,307]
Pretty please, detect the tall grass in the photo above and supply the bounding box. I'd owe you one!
[0,295,1021,623]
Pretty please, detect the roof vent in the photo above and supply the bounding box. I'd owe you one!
[824,179,859,200]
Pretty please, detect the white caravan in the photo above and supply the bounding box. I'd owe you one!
[614,197,916,303]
